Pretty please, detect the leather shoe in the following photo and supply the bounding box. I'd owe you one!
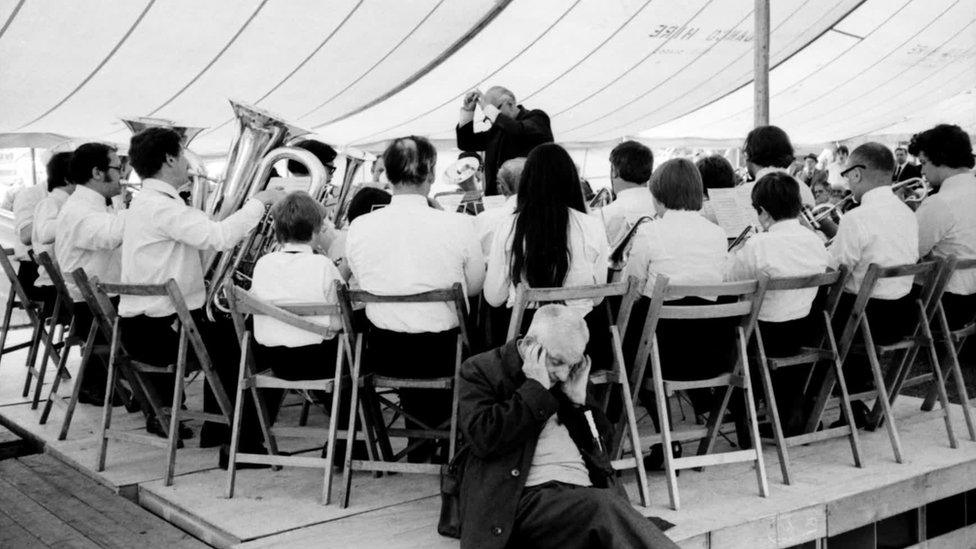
[219,444,271,470]
[145,417,193,447]
[644,441,682,474]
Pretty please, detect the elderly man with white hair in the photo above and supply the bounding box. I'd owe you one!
[457,305,677,549]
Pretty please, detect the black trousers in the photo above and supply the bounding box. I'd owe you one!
[364,325,458,463]
[942,292,976,331]
[72,299,114,398]
[509,482,677,549]
[756,317,814,436]
[119,310,241,447]
[15,259,39,301]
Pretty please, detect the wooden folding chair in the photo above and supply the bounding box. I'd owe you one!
[631,276,770,510]
[807,261,945,464]
[225,284,374,504]
[504,277,651,508]
[93,279,236,486]
[753,268,863,485]
[338,283,468,508]
[0,248,38,368]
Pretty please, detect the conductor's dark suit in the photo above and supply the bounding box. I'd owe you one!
[456,106,553,196]
[893,162,921,183]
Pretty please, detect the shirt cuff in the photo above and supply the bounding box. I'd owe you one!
[242,198,267,222]
[517,378,560,422]
[483,104,500,124]
[459,109,475,125]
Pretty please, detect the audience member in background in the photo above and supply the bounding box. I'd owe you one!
[893,146,922,184]
[30,152,76,315]
[727,172,829,434]
[476,157,524,256]
[590,140,655,245]
[457,86,553,195]
[811,179,831,205]
[458,150,485,189]
[12,162,49,298]
[346,135,484,463]
[910,124,976,329]
[120,127,284,452]
[826,145,850,190]
[457,305,678,549]
[697,154,737,224]
[738,126,816,207]
[797,153,825,187]
[828,143,918,398]
[54,143,126,405]
[484,144,609,352]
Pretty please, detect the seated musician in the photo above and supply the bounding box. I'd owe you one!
[483,143,609,354]
[11,162,51,301]
[910,124,976,330]
[54,143,127,405]
[726,172,829,433]
[325,187,391,282]
[475,157,524,256]
[738,126,816,208]
[590,140,655,245]
[30,152,76,316]
[458,304,677,549]
[345,135,485,463]
[120,127,284,448]
[697,154,736,225]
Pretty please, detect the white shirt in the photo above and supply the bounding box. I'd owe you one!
[12,184,46,259]
[829,186,919,299]
[916,173,976,295]
[624,209,728,299]
[484,208,609,310]
[31,187,70,287]
[54,185,125,302]
[345,194,485,333]
[474,194,517,256]
[726,218,829,322]
[119,178,265,318]
[738,167,816,209]
[250,243,342,347]
[590,186,655,245]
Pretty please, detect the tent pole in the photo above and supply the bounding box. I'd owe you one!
[753,0,770,127]
[30,148,37,187]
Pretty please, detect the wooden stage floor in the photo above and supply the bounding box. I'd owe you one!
[4,320,976,548]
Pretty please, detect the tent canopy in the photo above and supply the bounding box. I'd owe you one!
[1,0,973,155]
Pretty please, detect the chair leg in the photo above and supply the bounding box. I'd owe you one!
[915,303,957,449]
[650,337,679,510]
[96,319,120,472]
[55,326,98,439]
[31,313,63,408]
[298,399,311,427]
[164,331,188,487]
[860,317,904,463]
[754,329,791,485]
[611,327,650,507]
[0,291,15,358]
[937,306,976,441]
[738,328,769,498]
[340,336,364,509]
[448,337,462,460]
[823,314,864,468]
[322,336,346,505]
[40,337,76,426]
[22,320,43,397]
[226,337,250,499]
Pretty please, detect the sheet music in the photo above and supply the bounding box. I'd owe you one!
[269,176,311,194]
[435,193,464,213]
[706,187,759,238]
[482,195,507,210]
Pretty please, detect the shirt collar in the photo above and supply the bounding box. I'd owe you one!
[141,178,181,200]
[941,172,976,192]
[616,186,651,201]
[50,187,70,200]
[390,193,429,208]
[661,208,700,220]
[766,218,803,234]
[74,184,108,206]
[860,185,895,205]
[755,166,788,180]
[280,243,314,254]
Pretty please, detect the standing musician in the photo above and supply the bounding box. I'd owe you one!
[910,124,976,329]
[345,135,485,463]
[738,126,816,208]
[726,172,829,434]
[29,152,75,315]
[590,140,655,245]
[119,127,284,448]
[456,86,553,196]
[54,143,127,405]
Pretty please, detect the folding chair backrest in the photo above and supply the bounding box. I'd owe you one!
[227,283,351,340]
[766,266,850,317]
[343,283,470,348]
[0,244,36,319]
[71,269,118,342]
[506,277,643,342]
[35,252,76,317]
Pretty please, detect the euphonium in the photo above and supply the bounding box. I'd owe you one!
[121,117,209,209]
[203,101,323,318]
[589,187,614,210]
[607,216,655,281]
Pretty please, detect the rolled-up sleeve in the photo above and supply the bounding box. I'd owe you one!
[159,198,264,251]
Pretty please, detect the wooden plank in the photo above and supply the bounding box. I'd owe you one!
[0,477,100,548]
[0,508,47,549]
[776,505,826,546]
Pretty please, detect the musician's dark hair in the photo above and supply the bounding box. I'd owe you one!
[908,124,974,169]
[511,143,585,288]
[696,154,735,194]
[458,151,483,169]
[894,146,907,154]
[804,153,818,162]
[69,143,116,185]
[609,140,653,184]
[346,187,392,223]
[743,125,794,169]
[272,191,325,244]
[382,136,437,186]
[288,139,337,175]
[850,142,895,174]
[128,127,182,179]
[751,172,801,221]
[46,152,74,191]
[835,145,849,156]
[649,158,703,211]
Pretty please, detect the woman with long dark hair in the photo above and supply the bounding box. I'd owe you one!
[484,143,609,349]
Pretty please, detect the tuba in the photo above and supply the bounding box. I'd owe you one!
[607,216,655,281]
[203,101,328,318]
[121,117,209,209]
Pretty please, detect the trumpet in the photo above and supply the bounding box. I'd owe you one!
[589,187,614,210]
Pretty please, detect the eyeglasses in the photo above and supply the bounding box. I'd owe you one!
[840,164,866,178]
[104,165,123,172]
